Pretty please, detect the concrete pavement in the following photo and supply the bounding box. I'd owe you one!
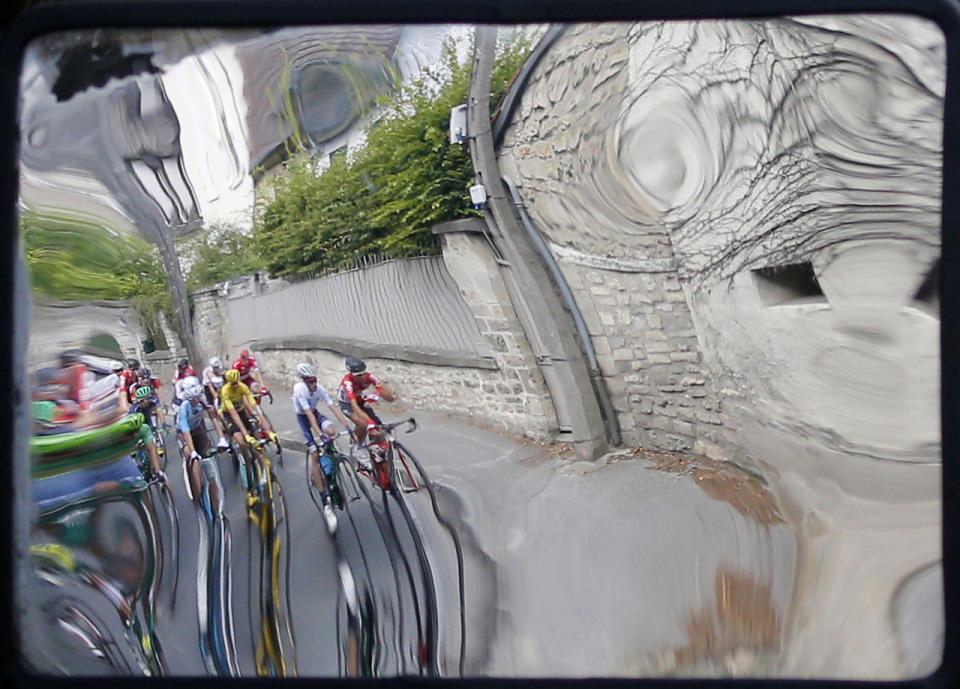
[258,390,796,677]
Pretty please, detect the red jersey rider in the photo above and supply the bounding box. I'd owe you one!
[119,357,140,399]
[337,357,395,468]
[232,348,266,396]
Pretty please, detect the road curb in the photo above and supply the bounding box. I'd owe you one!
[278,434,307,454]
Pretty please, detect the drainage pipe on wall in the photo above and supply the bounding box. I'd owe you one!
[491,24,568,147]
[501,175,622,447]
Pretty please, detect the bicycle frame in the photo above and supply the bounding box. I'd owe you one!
[355,417,421,492]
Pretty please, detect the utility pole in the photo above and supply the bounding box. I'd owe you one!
[465,25,607,461]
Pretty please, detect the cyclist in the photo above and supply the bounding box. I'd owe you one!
[171,358,198,412]
[127,367,167,432]
[110,360,125,388]
[120,357,140,394]
[177,379,227,506]
[293,363,351,526]
[128,382,166,482]
[220,368,278,494]
[201,356,225,408]
[337,357,394,470]
[232,348,267,398]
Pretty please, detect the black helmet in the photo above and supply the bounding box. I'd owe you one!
[59,350,81,367]
[126,358,140,370]
[345,357,366,373]
[139,367,152,379]
[177,358,189,370]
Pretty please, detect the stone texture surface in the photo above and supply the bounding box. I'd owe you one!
[497,16,944,680]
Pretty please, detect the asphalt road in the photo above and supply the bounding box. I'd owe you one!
[22,393,798,678]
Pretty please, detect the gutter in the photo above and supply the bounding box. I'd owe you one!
[501,175,622,446]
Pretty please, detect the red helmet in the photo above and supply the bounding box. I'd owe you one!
[240,348,250,358]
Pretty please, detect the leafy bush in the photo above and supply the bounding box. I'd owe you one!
[21,210,165,299]
[253,32,534,278]
[178,222,266,290]
[20,209,173,344]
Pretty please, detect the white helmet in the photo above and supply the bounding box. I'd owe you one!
[184,380,204,400]
[296,362,316,379]
[209,356,222,369]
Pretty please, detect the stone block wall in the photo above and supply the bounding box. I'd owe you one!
[437,228,558,435]
[189,236,558,440]
[253,347,554,439]
[557,260,728,459]
[497,22,730,459]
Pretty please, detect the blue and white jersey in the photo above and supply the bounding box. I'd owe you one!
[292,380,334,416]
[177,399,209,433]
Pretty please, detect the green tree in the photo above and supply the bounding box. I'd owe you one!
[20,209,173,344]
[177,222,266,290]
[253,32,534,278]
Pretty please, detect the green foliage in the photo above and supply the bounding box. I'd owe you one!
[21,210,167,301]
[253,31,534,278]
[20,209,173,344]
[178,223,266,290]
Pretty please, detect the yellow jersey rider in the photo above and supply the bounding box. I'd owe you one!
[220,369,278,484]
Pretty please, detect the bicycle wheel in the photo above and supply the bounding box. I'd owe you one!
[154,429,167,469]
[326,457,343,508]
[391,443,421,492]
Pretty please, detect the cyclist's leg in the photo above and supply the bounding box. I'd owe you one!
[225,412,254,466]
[188,427,210,501]
[239,409,267,482]
[137,423,161,475]
[316,413,337,481]
[362,405,386,450]
[136,423,157,472]
[298,413,327,493]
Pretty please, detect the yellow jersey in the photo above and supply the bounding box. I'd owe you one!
[220,381,255,411]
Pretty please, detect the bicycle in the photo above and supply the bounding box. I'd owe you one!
[351,416,421,492]
[177,430,225,519]
[240,431,294,676]
[247,391,283,466]
[306,430,352,534]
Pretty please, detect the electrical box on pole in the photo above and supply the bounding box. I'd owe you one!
[449,104,468,144]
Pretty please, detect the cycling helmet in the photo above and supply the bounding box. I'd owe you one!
[59,351,81,366]
[345,357,366,373]
[224,369,240,384]
[297,362,316,379]
[209,356,222,370]
[183,380,204,400]
[240,348,250,358]
[111,360,125,373]
[134,384,154,400]
[139,367,152,378]
[126,357,140,370]
[177,358,189,370]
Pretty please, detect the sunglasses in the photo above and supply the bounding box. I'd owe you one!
[305,377,317,384]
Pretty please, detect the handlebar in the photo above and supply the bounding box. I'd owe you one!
[372,417,417,435]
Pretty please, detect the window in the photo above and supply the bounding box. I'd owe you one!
[752,261,826,306]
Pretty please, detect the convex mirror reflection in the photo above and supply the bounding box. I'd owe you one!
[17,16,943,679]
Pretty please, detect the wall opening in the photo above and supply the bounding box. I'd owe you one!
[85,332,123,358]
[752,262,826,307]
[913,258,939,317]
